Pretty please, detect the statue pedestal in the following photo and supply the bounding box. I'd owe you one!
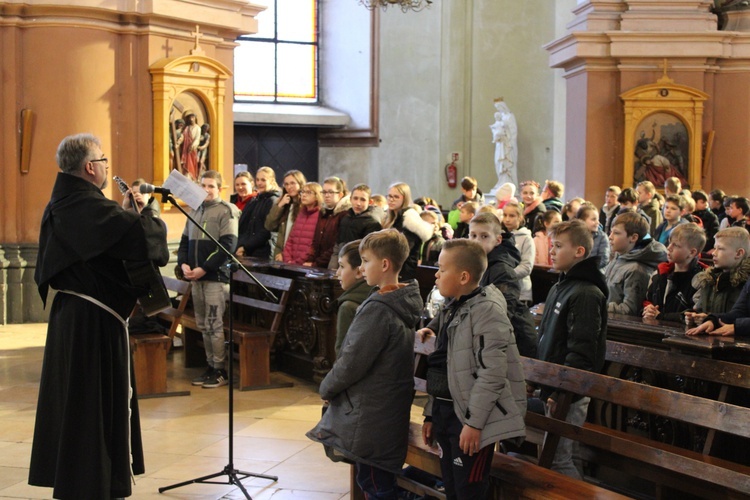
[724,9,750,31]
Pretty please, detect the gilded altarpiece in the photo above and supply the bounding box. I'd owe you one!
[621,74,708,191]
[150,55,231,187]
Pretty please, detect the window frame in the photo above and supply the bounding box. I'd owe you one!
[234,0,320,104]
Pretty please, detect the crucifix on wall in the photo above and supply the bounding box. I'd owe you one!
[190,25,204,56]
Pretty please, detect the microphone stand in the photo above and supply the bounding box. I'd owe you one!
[157,192,278,498]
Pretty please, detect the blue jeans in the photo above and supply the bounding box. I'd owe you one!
[356,463,398,500]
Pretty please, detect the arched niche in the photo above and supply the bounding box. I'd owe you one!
[621,75,708,191]
[150,55,231,188]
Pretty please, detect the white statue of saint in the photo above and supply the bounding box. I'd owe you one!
[490,98,518,194]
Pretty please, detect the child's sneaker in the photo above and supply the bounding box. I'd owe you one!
[202,369,228,388]
[191,367,214,386]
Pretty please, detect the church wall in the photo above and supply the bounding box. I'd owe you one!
[319,1,576,208]
[712,69,750,192]
[0,2,259,323]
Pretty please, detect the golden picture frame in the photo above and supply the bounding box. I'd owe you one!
[621,74,708,191]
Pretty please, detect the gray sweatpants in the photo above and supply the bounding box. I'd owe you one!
[192,280,229,369]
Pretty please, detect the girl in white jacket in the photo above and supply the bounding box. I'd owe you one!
[502,202,535,304]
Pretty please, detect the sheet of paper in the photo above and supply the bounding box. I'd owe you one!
[162,170,207,210]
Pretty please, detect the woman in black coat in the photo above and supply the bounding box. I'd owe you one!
[236,166,280,259]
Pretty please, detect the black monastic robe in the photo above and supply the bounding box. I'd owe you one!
[29,173,169,499]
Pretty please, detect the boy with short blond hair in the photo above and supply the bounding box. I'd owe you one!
[469,212,538,357]
[307,229,422,498]
[643,223,707,322]
[605,212,668,316]
[419,239,526,498]
[535,219,608,479]
[686,227,750,328]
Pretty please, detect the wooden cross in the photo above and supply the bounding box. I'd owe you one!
[190,25,204,55]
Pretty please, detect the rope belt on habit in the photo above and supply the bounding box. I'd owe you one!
[54,288,136,485]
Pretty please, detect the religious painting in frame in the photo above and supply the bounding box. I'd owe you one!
[621,72,708,191]
[150,54,231,190]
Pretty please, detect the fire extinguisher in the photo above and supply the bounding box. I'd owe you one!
[445,161,457,188]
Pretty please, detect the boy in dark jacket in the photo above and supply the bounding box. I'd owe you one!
[334,240,373,357]
[692,190,720,252]
[535,220,608,479]
[469,212,538,357]
[178,171,240,388]
[687,227,750,329]
[307,229,422,498]
[643,223,707,322]
[336,184,382,249]
[419,239,526,498]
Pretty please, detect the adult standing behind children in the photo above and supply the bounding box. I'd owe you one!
[535,220,608,479]
[307,230,423,499]
[305,177,351,268]
[420,239,526,498]
[605,212,668,316]
[178,170,240,389]
[265,170,306,260]
[599,186,622,235]
[236,167,280,259]
[229,171,256,212]
[382,182,433,281]
[643,223,707,322]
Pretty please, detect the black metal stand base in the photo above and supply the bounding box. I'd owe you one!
[158,465,277,498]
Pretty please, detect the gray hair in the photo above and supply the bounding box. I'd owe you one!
[56,133,101,174]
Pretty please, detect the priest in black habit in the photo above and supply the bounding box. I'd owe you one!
[28,133,169,499]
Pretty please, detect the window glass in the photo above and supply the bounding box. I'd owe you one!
[235,0,318,103]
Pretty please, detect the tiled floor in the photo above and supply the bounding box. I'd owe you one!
[0,323,352,499]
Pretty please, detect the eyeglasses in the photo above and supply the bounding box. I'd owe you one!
[322,190,340,195]
[90,157,108,164]
[386,194,402,201]
[300,190,313,195]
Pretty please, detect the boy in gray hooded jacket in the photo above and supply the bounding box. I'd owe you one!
[604,212,667,316]
[419,239,526,498]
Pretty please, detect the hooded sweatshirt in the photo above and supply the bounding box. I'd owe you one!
[604,238,668,316]
[693,257,750,315]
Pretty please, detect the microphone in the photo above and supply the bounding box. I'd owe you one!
[139,183,171,195]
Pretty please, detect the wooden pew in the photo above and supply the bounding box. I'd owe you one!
[524,349,750,499]
[351,332,623,499]
[130,275,192,398]
[229,270,295,391]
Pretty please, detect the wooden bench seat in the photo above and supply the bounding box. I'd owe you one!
[228,270,294,391]
[523,351,750,498]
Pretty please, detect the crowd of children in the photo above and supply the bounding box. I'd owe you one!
[168,167,750,497]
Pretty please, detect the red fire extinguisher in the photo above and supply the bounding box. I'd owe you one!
[445,161,457,188]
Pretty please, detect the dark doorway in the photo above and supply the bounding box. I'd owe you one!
[234,125,319,182]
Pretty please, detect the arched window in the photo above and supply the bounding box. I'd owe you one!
[234,0,318,103]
